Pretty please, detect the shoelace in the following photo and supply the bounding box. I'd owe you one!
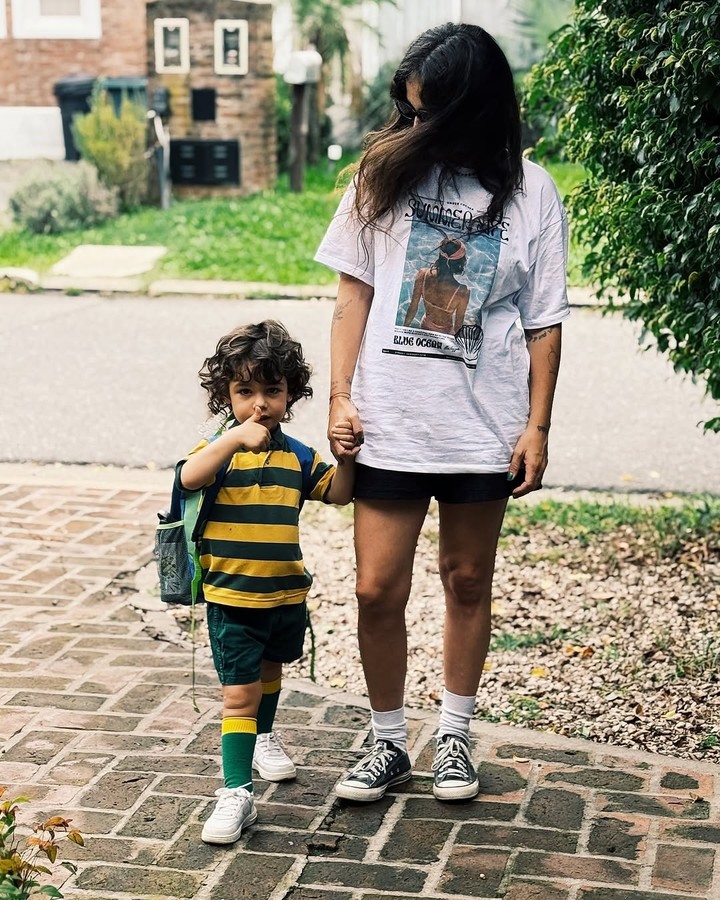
[256,732,288,759]
[350,742,395,779]
[432,738,471,778]
[213,787,250,818]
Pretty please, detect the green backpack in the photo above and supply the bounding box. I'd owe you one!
[154,459,229,606]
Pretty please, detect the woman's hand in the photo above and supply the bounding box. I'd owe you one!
[508,424,549,498]
[328,396,363,461]
[330,416,360,461]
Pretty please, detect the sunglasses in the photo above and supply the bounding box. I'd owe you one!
[394,98,432,124]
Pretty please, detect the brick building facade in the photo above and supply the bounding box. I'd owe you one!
[0,0,276,194]
[0,0,146,158]
[148,0,276,196]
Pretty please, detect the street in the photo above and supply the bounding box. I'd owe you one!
[1,290,718,494]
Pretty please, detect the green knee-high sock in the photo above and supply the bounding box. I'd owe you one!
[221,717,256,790]
[257,676,281,735]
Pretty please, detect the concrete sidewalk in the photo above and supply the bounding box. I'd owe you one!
[1,465,719,900]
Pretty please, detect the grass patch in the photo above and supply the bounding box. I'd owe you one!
[491,625,571,651]
[503,495,720,559]
[0,157,591,286]
[0,162,346,284]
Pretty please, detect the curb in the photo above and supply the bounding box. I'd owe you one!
[1,267,605,306]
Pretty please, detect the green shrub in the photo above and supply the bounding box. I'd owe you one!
[524,1,720,431]
[9,162,118,234]
[73,88,148,209]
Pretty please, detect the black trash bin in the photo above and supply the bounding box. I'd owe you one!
[53,73,96,161]
[101,76,148,116]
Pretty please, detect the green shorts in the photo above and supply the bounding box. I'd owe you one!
[206,600,307,685]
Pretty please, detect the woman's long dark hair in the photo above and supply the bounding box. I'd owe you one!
[354,23,523,231]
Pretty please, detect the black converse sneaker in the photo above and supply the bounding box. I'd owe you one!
[432,734,479,800]
[335,739,412,801]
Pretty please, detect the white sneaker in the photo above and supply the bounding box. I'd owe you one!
[252,731,297,782]
[201,787,257,844]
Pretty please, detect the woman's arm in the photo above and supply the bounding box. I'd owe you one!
[508,323,562,498]
[328,273,374,456]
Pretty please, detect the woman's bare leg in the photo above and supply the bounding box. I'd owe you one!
[438,499,508,695]
[354,498,430,711]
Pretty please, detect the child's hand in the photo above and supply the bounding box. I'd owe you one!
[330,417,361,460]
[234,408,271,453]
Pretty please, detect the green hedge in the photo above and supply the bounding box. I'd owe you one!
[525,1,720,431]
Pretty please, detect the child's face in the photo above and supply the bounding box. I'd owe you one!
[229,372,289,430]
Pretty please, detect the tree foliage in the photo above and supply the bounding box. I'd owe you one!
[525,1,720,430]
[510,0,573,72]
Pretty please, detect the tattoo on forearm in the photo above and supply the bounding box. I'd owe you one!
[525,324,560,343]
[330,375,353,393]
[537,424,550,434]
[548,347,559,376]
[333,297,352,322]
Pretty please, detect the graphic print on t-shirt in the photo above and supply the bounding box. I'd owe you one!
[390,192,508,368]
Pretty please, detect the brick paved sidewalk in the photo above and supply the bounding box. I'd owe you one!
[1,466,719,900]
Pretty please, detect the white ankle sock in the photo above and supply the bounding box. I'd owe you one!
[371,706,407,751]
[437,689,475,742]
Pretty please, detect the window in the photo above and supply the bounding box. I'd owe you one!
[214,20,249,75]
[154,18,190,74]
[11,0,101,39]
[40,0,82,13]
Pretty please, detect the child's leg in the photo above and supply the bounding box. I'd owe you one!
[253,660,296,782]
[256,660,283,735]
[221,681,261,790]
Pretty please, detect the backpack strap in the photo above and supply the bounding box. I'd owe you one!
[189,425,231,543]
[190,460,229,542]
[284,434,315,510]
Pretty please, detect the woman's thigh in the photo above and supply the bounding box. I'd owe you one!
[354,498,430,605]
[438,499,508,594]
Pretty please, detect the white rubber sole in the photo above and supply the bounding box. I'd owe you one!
[335,769,412,802]
[200,807,258,844]
[433,778,480,801]
[252,759,297,782]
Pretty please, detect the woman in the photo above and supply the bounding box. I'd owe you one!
[315,22,569,802]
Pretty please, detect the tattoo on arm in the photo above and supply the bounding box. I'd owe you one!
[525,324,561,343]
[548,347,559,376]
[537,424,550,434]
[333,298,351,322]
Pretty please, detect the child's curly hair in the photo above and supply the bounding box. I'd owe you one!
[199,320,313,419]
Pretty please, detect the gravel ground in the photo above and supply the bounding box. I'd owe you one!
[160,496,720,764]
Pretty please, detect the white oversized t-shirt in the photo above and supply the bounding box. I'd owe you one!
[315,159,570,473]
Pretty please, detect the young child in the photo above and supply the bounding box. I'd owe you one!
[177,320,356,845]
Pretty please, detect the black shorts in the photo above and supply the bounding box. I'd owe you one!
[354,463,524,504]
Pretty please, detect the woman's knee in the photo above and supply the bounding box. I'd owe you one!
[355,573,409,617]
[440,562,492,607]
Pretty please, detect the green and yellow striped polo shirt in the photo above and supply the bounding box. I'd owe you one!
[178,426,335,609]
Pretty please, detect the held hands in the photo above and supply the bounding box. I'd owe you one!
[508,424,549,498]
[234,407,271,453]
[328,395,363,462]
[330,417,360,462]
